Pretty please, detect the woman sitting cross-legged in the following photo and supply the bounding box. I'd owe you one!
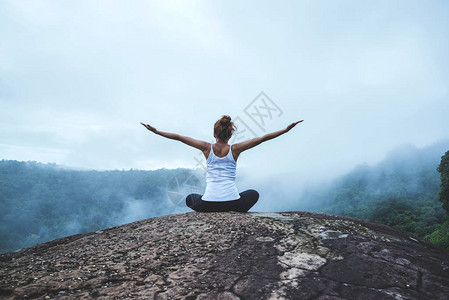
[141,115,302,212]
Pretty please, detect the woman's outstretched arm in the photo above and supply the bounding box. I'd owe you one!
[140,122,209,152]
[233,120,303,155]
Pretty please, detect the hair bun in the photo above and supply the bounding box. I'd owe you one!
[220,115,231,125]
[214,115,236,142]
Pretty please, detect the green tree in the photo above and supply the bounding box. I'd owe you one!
[437,150,449,214]
[425,222,449,250]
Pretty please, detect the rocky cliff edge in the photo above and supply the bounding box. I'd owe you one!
[1,211,449,299]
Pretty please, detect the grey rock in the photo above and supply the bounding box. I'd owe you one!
[0,211,448,299]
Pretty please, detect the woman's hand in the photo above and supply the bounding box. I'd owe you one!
[234,119,304,155]
[140,122,158,134]
[140,122,208,152]
[286,120,304,132]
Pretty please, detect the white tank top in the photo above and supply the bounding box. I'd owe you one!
[201,144,240,201]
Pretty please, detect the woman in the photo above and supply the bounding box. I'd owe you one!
[141,115,303,212]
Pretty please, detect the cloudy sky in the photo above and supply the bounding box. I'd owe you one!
[1,0,448,185]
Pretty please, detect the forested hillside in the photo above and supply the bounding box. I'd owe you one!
[0,161,198,253]
[297,141,449,244]
[2,140,448,254]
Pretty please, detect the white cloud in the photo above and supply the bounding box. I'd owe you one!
[0,0,448,184]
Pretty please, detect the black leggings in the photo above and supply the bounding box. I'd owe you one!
[186,189,259,212]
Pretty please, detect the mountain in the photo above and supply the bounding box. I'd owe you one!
[0,160,197,253]
[1,211,448,299]
[297,141,449,239]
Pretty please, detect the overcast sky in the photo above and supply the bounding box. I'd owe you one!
[1,0,449,186]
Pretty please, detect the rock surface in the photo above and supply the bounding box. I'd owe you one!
[1,211,449,299]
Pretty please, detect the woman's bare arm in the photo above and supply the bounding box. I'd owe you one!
[233,120,303,155]
[140,122,209,152]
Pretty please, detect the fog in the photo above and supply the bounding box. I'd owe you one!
[0,162,198,252]
[2,2,449,254]
[1,1,448,186]
[2,137,447,253]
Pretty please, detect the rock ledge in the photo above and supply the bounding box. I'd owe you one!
[1,211,449,299]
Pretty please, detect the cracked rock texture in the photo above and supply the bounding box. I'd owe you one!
[1,211,449,299]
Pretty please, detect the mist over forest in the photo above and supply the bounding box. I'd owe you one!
[1,140,449,254]
[294,140,449,238]
[0,165,196,253]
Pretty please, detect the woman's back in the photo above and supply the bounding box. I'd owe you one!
[204,143,239,161]
[201,143,240,201]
